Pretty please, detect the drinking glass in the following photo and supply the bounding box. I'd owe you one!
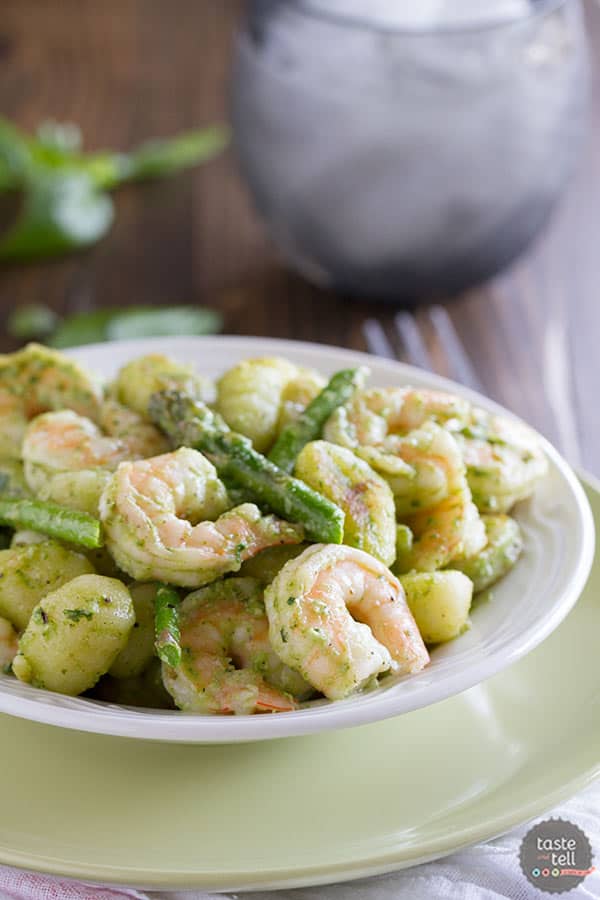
[231,0,589,301]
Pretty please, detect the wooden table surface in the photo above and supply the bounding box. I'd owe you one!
[0,1,599,474]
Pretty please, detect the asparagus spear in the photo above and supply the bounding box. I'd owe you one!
[268,367,366,473]
[0,497,102,548]
[154,584,181,668]
[149,391,345,544]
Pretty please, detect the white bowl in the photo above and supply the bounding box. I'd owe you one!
[0,336,593,742]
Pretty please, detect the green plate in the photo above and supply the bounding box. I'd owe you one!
[1,479,599,892]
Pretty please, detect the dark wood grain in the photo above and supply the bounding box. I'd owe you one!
[0,0,598,472]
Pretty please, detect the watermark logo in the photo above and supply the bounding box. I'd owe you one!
[519,818,594,894]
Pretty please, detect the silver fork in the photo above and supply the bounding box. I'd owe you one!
[363,304,484,393]
[363,304,582,467]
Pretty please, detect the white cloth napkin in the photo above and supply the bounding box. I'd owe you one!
[0,781,598,900]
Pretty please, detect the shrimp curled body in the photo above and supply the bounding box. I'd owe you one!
[325,387,471,516]
[0,344,103,460]
[163,577,312,714]
[99,448,303,587]
[396,423,486,571]
[457,411,549,513]
[265,544,429,700]
[23,410,133,514]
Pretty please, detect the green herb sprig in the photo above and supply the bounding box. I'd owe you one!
[0,117,229,262]
[6,303,223,347]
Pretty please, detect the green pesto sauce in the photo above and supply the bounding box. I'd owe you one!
[64,608,94,623]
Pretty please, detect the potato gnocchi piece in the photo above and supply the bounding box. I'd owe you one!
[295,440,396,566]
[400,571,473,644]
[12,574,135,695]
[277,368,326,432]
[217,357,298,452]
[109,582,157,679]
[0,541,95,630]
[112,353,213,420]
[27,467,113,517]
[0,616,18,670]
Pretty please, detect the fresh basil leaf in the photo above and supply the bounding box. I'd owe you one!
[0,170,114,262]
[48,305,222,347]
[0,118,31,190]
[107,306,222,340]
[115,126,230,183]
[47,309,117,348]
[86,126,229,190]
[36,120,82,156]
[0,117,228,262]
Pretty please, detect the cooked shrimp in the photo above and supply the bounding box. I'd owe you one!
[325,387,471,515]
[452,514,523,593]
[24,411,131,473]
[265,544,429,700]
[99,398,169,458]
[22,410,133,514]
[325,385,470,453]
[163,577,313,714]
[327,386,546,519]
[0,344,103,459]
[24,406,169,513]
[398,424,486,571]
[0,616,18,670]
[326,420,484,571]
[456,411,548,513]
[99,448,304,587]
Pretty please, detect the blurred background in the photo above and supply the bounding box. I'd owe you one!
[0,0,599,472]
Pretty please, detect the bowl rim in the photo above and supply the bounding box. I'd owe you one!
[0,334,594,743]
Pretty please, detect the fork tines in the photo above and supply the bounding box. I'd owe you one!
[364,305,483,393]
